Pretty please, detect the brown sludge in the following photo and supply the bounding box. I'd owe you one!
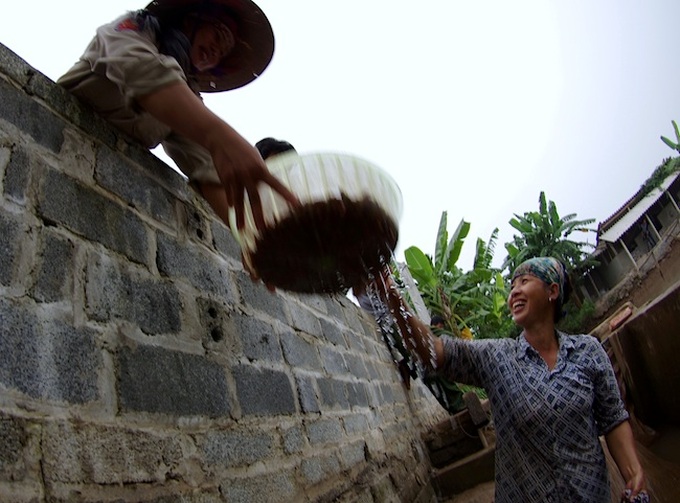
[251,194,399,293]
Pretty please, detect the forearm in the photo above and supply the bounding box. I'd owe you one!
[136,79,298,233]
[605,420,646,492]
[136,82,248,156]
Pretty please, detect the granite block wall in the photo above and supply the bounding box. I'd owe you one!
[0,43,448,503]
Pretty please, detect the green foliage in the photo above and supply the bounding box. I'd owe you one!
[404,211,471,334]
[403,193,598,340]
[404,212,513,339]
[639,156,680,198]
[404,246,438,290]
[660,120,680,153]
[557,298,596,334]
[457,383,488,400]
[454,233,515,339]
[503,191,596,273]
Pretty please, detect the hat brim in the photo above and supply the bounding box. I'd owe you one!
[146,0,274,92]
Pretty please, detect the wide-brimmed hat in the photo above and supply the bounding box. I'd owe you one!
[146,0,274,92]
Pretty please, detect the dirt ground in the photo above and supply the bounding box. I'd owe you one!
[438,481,494,503]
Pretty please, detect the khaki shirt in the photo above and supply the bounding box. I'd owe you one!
[58,13,219,184]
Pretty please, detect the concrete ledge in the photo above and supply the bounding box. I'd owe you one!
[432,445,496,497]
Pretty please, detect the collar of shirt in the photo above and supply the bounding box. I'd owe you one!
[516,331,576,369]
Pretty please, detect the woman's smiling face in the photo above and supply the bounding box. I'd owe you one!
[508,273,554,327]
[190,22,234,72]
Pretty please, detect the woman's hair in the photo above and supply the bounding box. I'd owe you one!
[554,269,572,323]
[134,10,193,77]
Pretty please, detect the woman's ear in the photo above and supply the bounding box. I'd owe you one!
[549,282,560,301]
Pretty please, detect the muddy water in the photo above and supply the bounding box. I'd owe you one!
[251,195,398,293]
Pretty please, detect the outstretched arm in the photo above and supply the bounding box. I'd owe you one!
[137,81,298,230]
[605,420,647,501]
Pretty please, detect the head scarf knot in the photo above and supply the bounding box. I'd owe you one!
[512,257,567,305]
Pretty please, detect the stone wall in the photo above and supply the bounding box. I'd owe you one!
[0,43,448,502]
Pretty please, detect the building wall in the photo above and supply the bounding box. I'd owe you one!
[590,231,680,323]
[605,280,680,427]
[584,179,680,320]
[600,244,631,290]
[0,44,448,502]
[657,200,677,231]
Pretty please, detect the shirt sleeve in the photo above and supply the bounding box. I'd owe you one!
[590,339,630,436]
[85,14,187,102]
[438,335,492,388]
[160,132,220,184]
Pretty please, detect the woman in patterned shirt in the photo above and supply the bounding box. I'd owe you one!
[375,257,648,503]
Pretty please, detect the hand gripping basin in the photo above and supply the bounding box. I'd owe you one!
[228,151,403,293]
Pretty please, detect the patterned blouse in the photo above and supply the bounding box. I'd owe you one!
[438,331,629,503]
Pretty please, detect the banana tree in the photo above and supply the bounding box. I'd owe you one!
[503,191,595,273]
[404,211,469,335]
[450,230,515,338]
[661,120,680,153]
[403,213,514,339]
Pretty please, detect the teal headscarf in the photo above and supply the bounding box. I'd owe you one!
[512,257,567,305]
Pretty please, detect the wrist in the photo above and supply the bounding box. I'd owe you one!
[202,122,237,152]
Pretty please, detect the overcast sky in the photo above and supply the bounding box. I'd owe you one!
[3,1,680,269]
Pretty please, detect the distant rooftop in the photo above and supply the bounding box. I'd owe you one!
[597,171,680,244]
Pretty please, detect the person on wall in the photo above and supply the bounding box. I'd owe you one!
[58,0,298,232]
[255,137,297,161]
[370,257,648,503]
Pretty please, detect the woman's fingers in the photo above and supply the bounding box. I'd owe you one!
[263,172,299,208]
[621,470,648,502]
[225,170,298,232]
[247,186,265,231]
